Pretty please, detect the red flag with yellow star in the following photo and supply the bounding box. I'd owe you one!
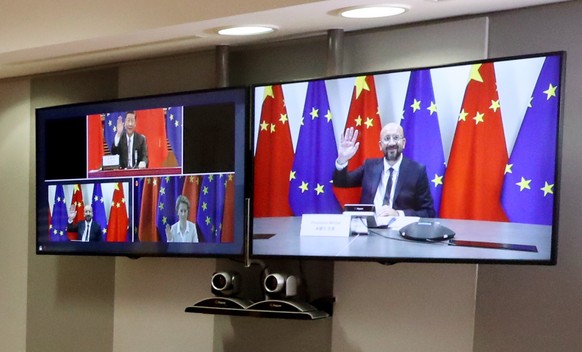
[107,182,129,242]
[333,76,384,206]
[221,174,235,243]
[254,85,294,217]
[138,177,160,241]
[440,63,509,221]
[87,114,104,172]
[135,108,168,168]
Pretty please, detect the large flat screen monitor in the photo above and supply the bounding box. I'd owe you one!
[36,87,248,258]
[250,52,564,264]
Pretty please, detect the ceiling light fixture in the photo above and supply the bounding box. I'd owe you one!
[217,26,276,36]
[338,5,408,19]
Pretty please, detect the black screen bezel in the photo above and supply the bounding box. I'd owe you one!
[248,51,565,265]
[35,86,250,258]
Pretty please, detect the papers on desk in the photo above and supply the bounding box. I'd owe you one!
[377,216,420,230]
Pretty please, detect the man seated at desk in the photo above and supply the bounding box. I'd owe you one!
[333,122,435,218]
[111,111,148,169]
[67,204,102,242]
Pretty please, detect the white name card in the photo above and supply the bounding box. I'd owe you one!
[300,214,351,237]
[103,154,120,167]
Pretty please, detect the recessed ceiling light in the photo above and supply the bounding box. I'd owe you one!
[338,5,408,19]
[217,26,276,36]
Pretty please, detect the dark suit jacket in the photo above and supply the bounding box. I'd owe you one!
[111,132,148,169]
[67,220,102,242]
[333,156,435,218]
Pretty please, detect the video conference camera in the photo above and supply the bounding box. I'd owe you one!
[263,273,298,298]
[211,271,241,297]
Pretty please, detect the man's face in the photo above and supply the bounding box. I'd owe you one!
[84,206,93,222]
[379,124,406,162]
[125,113,136,136]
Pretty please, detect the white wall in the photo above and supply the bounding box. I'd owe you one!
[0,78,30,352]
[333,263,477,352]
[112,258,216,352]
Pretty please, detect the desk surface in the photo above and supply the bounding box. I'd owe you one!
[252,217,553,262]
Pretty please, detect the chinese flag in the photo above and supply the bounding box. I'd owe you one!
[87,114,104,172]
[221,174,235,243]
[136,108,168,168]
[440,63,509,221]
[334,76,384,206]
[138,177,160,241]
[67,184,85,240]
[182,175,200,224]
[253,85,294,217]
[107,183,129,242]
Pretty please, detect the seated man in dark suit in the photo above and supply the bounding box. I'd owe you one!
[111,111,148,169]
[67,204,103,242]
[333,122,435,218]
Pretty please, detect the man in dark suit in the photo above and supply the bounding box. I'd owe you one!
[333,123,435,218]
[111,111,148,169]
[67,204,103,242]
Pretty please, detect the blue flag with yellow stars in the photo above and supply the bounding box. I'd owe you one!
[50,184,69,242]
[196,174,227,243]
[289,80,342,215]
[401,69,446,216]
[501,55,561,225]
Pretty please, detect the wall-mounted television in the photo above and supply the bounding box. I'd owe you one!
[36,87,249,258]
[250,52,564,264]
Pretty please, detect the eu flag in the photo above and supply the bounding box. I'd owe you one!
[166,106,183,166]
[156,176,184,242]
[401,69,446,216]
[289,80,342,215]
[104,111,125,151]
[501,55,561,225]
[196,174,227,243]
[91,182,108,241]
[214,174,228,243]
[50,184,69,242]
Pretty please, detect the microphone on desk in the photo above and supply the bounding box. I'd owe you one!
[399,221,455,242]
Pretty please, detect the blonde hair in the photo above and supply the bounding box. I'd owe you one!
[175,195,190,213]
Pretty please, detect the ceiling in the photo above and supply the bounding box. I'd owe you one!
[0,0,569,80]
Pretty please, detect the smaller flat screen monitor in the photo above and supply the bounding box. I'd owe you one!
[36,87,249,258]
[250,52,564,264]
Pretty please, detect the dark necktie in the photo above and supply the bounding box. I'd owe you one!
[383,167,394,206]
[83,222,90,241]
